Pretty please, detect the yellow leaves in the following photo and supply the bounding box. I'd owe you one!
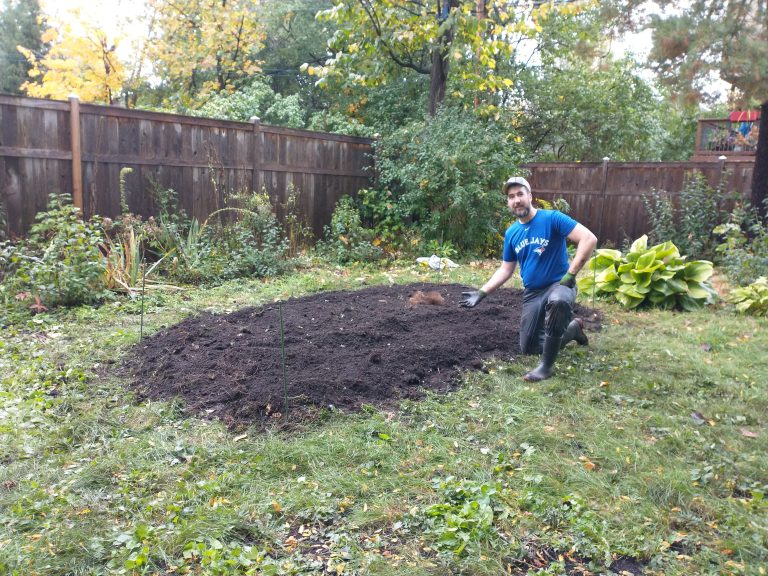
[209,496,231,508]
[19,14,126,103]
[579,455,597,471]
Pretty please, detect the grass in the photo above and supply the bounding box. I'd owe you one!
[0,260,766,575]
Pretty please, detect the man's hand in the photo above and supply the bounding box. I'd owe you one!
[460,290,486,307]
[560,272,576,288]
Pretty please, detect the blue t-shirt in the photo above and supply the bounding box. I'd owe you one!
[502,210,577,290]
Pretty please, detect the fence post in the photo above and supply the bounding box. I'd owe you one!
[69,94,83,213]
[717,155,727,192]
[597,156,610,243]
[251,116,261,194]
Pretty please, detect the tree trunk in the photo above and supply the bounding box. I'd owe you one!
[428,0,459,116]
[751,100,768,219]
[428,45,449,116]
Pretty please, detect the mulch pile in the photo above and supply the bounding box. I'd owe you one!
[130,283,598,428]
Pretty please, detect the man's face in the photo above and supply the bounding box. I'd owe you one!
[507,185,532,219]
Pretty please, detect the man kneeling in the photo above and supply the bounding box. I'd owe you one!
[460,176,597,381]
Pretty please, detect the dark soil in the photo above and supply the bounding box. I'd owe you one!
[130,283,599,429]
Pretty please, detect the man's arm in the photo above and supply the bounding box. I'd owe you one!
[480,260,517,295]
[566,223,598,275]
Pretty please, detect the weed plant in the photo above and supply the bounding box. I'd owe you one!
[713,198,768,286]
[0,262,765,575]
[2,194,107,310]
[318,196,384,264]
[642,171,727,261]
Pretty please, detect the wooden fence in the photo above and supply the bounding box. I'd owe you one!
[1,93,757,247]
[0,94,374,238]
[523,160,755,246]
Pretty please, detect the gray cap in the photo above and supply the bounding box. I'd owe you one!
[503,176,531,194]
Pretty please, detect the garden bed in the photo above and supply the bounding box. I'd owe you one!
[131,282,599,428]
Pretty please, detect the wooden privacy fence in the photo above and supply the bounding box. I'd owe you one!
[523,160,755,246]
[0,94,374,238]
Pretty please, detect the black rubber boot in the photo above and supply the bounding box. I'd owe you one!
[523,335,561,382]
[561,318,588,347]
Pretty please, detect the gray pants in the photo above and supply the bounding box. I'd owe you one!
[519,282,576,355]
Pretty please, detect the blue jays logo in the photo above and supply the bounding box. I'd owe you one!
[534,246,546,255]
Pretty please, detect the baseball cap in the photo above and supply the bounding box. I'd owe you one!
[503,176,531,194]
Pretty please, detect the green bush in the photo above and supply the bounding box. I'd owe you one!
[211,191,288,280]
[713,199,768,285]
[318,196,383,264]
[726,276,768,316]
[641,171,727,260]
[373,107,526,254]
[577,235,716,310]
[4,194,107,308]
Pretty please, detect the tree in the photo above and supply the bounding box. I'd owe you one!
[306,1,583,117]
[0,0,46,94]
[18,16,125,103]
[517,59,664,161]
[146,0,265,108]
[644,0,768,215]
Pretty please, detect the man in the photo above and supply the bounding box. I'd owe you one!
[460,176,597,382]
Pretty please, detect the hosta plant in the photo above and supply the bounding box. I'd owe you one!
[726,277,768,316]
[577,235,716,310]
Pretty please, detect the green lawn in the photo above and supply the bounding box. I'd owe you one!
[1,261,766,575]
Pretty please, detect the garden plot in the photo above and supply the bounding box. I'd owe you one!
[131,283,598,428]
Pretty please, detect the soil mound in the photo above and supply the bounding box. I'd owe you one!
[130,283,597,428]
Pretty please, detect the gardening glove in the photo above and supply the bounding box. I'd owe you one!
[560,272,576,289]
[459,290,486,308]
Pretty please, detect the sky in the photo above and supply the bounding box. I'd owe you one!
[40,0,149,62]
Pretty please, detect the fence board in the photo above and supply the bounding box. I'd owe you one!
[1,94,374,239]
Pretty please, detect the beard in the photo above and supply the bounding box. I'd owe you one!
[513,206,531,219]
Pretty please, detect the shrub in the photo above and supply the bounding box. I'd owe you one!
[211,191,288,280]
[713,199,768,285]
[642,171,727,260]
[577,235,716,310]
[373,106,526,255]
[726,277,768,316]
[318,196,383,264]
[6,194,107,307]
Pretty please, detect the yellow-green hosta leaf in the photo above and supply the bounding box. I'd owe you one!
[649,241,680,261]
[678,294,705,311]
[597,279,620,293]
[631,269,655,287]
[652,281,673,296]
[630,235,648,253]
[617,283,644,299]
[615,291,644,309]
[687,282,712,300]
[635,250,658,270]
[666,278,689,293]
[596,267,619,283]
[683,260,714,282]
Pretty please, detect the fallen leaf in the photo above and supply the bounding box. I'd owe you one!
[739,428,758,439]
[691,411,707,426]
[233,433,247,442]
[271,500,282,513]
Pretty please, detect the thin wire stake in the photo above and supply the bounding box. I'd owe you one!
[279,301,288,417]
[140,247,146,342]
[437,231,444,285]
[591,249,596,310]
